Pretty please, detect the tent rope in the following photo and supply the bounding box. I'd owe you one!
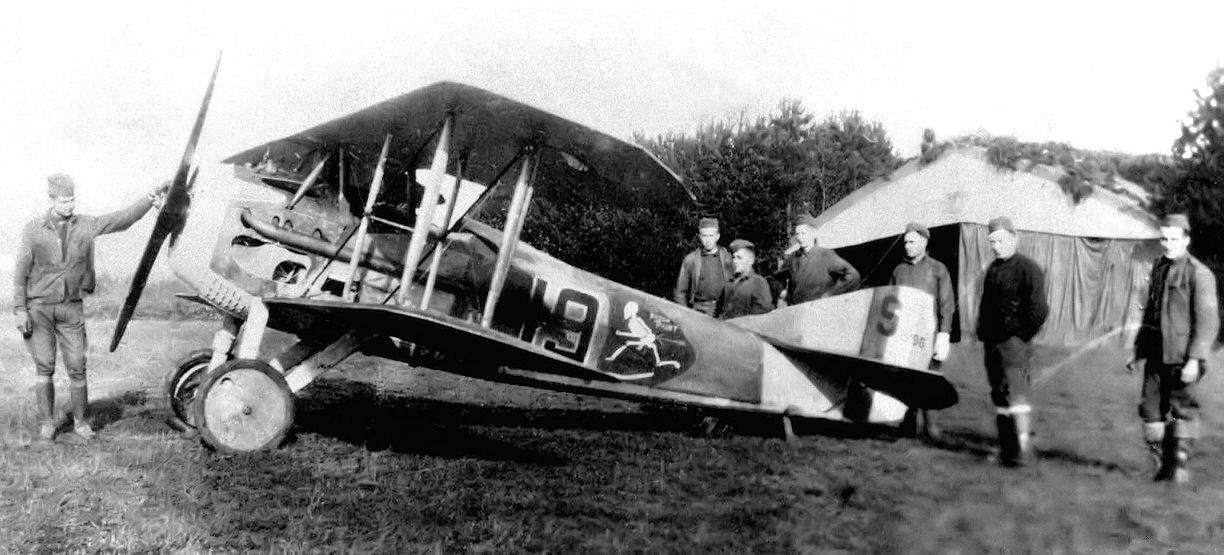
[857,233,904,285]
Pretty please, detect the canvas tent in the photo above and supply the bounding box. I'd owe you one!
[812,146,1161,347]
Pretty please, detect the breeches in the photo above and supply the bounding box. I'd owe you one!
[984,337,1031,408]
[1138,361,1200,427]
[24,301,87,380]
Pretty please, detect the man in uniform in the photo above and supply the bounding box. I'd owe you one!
[14,173,165,441]
[1132,213,1218,483]
[715,239,773,319]
[673,217,733,316]
[889,222,955,440]
[772,214,860,305]
[977,216,1048,467]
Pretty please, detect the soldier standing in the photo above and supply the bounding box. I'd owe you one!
[14,173,164,441]
[1132,213,1218,483]
[715,239,774,319]
[673,217,733,316]
[772,214,859,305]
[977,216,1048,466]
[889,222,955,440]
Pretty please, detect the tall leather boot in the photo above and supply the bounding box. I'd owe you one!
[70,379,95,440]
[996,413,1018,466]
[1014,410,1034,466]
[1142,421,1167,480]
[1171,419,1196,484]
[35,378,55,441]
[1172,438,1192,484]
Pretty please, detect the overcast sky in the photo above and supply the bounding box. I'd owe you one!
[1,1,1221,278]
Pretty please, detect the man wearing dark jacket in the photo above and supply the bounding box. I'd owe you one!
[715,239,773,319]
[1132,213,1218,484]
[890,222,955,440]
[977,216,1048,466]
[14,173,164,442]
[772,214,859,305]
[673,217,733,316]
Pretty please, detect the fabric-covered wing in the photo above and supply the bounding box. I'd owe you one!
[222,81,690,205]
[264,298,616,383]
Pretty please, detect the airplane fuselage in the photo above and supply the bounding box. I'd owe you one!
[176,179,942,425]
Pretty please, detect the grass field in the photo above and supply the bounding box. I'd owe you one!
[2,318,1223,552]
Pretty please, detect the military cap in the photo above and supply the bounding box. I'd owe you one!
[1161,213,1192,233]
[987,216,1015,234]
[729,239,755,253]
[903,222,930,239]
[794,214,819,228]
[698,217,719,230]
[47,173,75,198]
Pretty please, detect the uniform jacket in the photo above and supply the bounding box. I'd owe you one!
[13,198,153,311]
[1135,254,1219,364]
[673,247,733,306]
[772,246,860,305]
[715,271,774,319]
[976,253,1048,343]
[890,254,956,334]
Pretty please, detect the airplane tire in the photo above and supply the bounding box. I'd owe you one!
[165,349,225,432]
[194,359,295,454]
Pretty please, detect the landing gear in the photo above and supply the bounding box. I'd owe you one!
[194,359,295,453]
[165,349,227,431]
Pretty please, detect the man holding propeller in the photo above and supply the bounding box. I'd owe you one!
[14,174,168,442]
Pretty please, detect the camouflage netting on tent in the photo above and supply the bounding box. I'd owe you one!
[813,146,1160,347]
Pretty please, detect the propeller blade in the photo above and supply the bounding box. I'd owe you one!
[110,54,221,351]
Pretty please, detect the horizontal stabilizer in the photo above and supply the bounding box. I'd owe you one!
[785,348,957,409]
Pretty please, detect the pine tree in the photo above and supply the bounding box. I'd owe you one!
[1167,66,1224,261]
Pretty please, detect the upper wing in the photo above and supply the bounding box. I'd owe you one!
[222,81,691,206]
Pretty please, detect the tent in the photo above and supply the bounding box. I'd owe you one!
[812,146,1161,347]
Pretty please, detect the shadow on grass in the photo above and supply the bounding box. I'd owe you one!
[293,378,904,461]
[917,426,1137,476]
[1036,446,1135,475]
[294,380,570,465]
[921,428,997,457]
[88,390,160,430]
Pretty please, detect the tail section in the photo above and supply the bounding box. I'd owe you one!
[735,286,957,411]
[731,286,937,368]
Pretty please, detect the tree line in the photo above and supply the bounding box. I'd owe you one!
[519,66,1224,301]
[519,101,897,297]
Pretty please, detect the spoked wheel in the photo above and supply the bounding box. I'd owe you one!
[165,349,225,431]
[194,359,295,454]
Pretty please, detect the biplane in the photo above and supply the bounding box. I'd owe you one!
[111,59,958,453]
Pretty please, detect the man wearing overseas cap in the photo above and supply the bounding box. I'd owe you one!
[714,239,774,320]
[673,217,734,316]
[1131,213,1218,484]
[888,222,955,441]
[977,216,1048,467]
[13,173,167,442]
[771,213,860,306]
